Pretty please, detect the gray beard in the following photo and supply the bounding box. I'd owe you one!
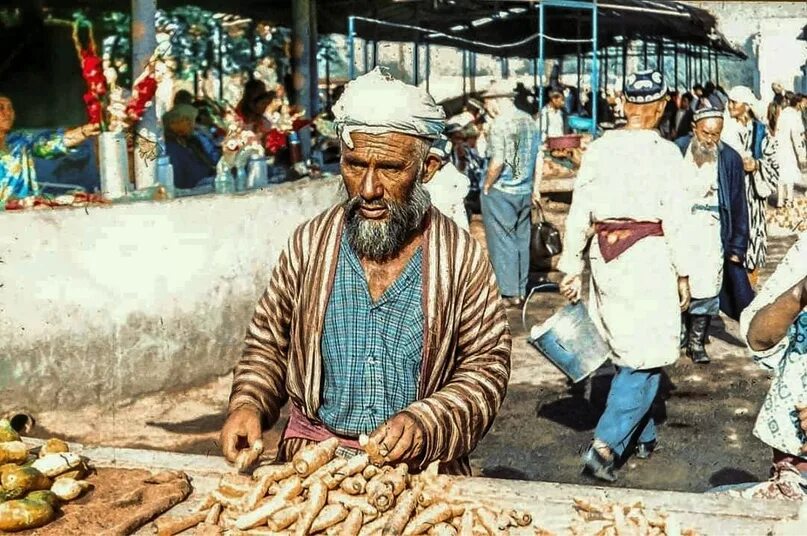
[344,180,432,261]
[691,137,718,167]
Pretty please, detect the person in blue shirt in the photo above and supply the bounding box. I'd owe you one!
[0,93,99,202]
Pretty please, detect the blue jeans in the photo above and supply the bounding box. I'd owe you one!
[689,296,719,316]
[595,366,661,457]
[480,187,531,297]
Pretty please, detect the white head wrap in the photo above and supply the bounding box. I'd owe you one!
[727,85,758,106]
[332,67,446,149]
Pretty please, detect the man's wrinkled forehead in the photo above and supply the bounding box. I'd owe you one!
[344,131,427,157]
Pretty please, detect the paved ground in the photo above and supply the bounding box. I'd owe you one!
[27,220,799,493]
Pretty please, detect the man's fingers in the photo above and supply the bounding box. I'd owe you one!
[385,427,414,463]
[221,428,240,462]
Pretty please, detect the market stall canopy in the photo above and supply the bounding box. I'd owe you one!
[11,0,745,59]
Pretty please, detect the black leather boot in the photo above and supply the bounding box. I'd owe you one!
[687,315,711,364]
[680,312,690,350]
[581,444,617,482]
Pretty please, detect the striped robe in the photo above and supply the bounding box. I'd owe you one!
[228,205,512,475]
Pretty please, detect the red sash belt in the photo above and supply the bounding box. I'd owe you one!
[283,404,362,450]
[594,220,664,263]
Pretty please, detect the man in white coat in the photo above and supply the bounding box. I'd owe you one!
[559,70,692,482]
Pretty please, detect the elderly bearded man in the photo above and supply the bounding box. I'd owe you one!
[674,97,751,365]
[559,71,692,482]
[220,68,511,475]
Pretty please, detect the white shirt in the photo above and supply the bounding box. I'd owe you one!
[541,106,565,139]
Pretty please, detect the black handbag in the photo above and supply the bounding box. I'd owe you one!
[530,203,563,262]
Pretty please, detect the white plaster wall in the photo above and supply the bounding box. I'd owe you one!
[0,178,344,411]
[685,1,807,94]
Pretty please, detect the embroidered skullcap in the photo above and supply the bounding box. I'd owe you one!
[727,85,757,106]
[332,67,446,149]
[624,70,667,104]
[428,134,453,163]
[162,103,198,124]
[693,94,725,122]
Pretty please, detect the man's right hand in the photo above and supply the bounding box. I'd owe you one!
[560,274,582,303]
[678,276,691,312]
[220,406,263,463]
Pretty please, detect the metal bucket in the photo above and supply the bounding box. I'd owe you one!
[528,302,611,383]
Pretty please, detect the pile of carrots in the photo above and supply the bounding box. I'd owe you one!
[155,437,540,536]
[571,498,698,536]
[0,420,92,532]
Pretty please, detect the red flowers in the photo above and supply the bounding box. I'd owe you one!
[266,128,287,155]
[79,49,107,125]
[125,71,158,124]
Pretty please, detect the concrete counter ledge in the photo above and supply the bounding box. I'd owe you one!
[0,177,344,412]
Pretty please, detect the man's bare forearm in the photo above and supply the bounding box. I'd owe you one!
[747,281,805,351]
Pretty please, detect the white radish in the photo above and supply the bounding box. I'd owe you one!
[50,478,92,501]
[31,452,82,477]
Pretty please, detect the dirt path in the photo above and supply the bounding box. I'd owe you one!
[28,230,798,493]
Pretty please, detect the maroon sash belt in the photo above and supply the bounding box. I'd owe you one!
[594,220,664,263]
[283,404,362,450]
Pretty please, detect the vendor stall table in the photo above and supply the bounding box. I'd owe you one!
[22,439,805,535]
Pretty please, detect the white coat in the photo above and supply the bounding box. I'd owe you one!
[559,130,692,370]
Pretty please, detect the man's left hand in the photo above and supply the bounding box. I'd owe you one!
[743,158,758,173]
[678,276,691,312]
[368,412,425,465]
[728,254,743,265]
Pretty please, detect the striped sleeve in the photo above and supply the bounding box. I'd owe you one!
[403,239,512,466]
[227,221,307,426]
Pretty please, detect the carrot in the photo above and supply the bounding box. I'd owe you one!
[236,439,265,474]
[366,475,395,512]
[380,465,409,496]
[235,476,303,530]
[506,510,532,528]
[292,438,340,477]
[340,474,368,495]
[403,504,465,536]
[382,484,422,536]
[335,454,369,479]
[193,494,217,513]
[358,512,392,536]
[358,434,386,466]
[195,524,224,536]
[293,480,328,536]
[340,508,364,536]
[310,504,349,533]
[266,503,304,531]
[154,511,207,536]
[212,488,247,510]
[205,503,222,525]
[474,508,502,536]
[243,474,275,511]
[327,490,379,518]
[302,458,347,489]
[253,462,297,482]
[458,511,474,536]
[363,465,382,480]
[427,523,457,536]
[219,474,254,495]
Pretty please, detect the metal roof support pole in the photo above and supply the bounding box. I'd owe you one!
[591,0,598,136]
[132,0,158,190]
[413,42,420,86]
[373,41,378,69]
[217,22,224,102]
[538,1,545,140]
[622,38,627,88]
[363,39,369,74]
[462,49,468,100]
[715,51,720,87]
[698,45,703,83]
[685,44,690,88]
[603,46,608,91]
[469,51,476,94]
[576,15,582,97]
[707,46,713,82]
[533,56,539,96]
[426,43,431,93]
[674,43,678,90]
[347,16,355,81]
[642,39,648,69]
[657,40,663,75]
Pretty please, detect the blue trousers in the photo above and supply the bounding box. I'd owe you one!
[595,366,661,457]
[689,296,720,316]
[480,187,531,297]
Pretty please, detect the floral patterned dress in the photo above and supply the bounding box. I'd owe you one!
[0,130,69,202]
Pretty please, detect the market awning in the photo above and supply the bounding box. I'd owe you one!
[14,0,745,59]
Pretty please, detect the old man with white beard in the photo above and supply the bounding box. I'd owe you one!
[674,97,751,365]
[220,68,511,475]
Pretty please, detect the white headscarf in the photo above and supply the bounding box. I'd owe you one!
[332,67,446,149]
